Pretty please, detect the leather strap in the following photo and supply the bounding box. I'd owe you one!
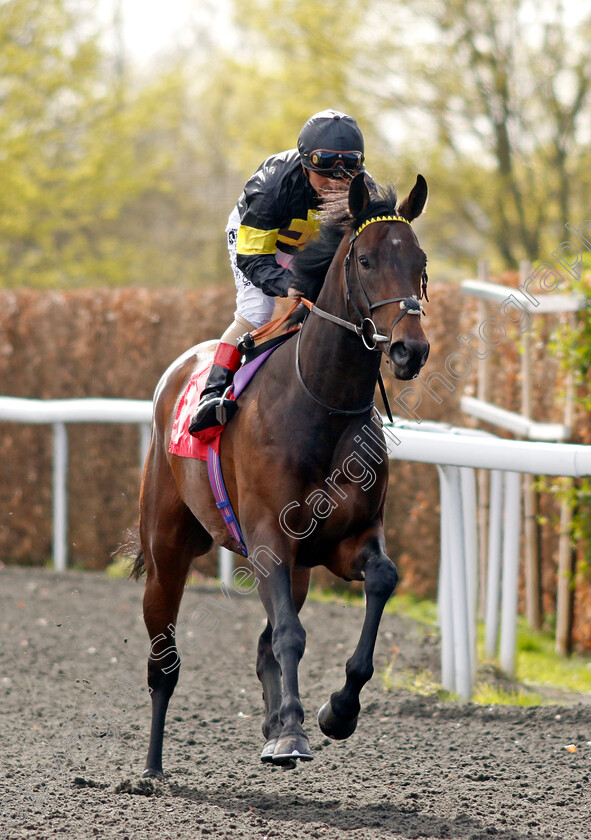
[249,298,302,341]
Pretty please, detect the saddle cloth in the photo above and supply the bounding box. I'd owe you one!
[168,332,295,461]
[168,363,221,460]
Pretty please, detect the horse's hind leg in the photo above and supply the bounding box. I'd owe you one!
[142,552,189,778]
[318,536,398,741]
[139,456,213,778]
[258,568,310,766]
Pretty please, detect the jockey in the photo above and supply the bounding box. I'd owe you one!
[188,108,366,437]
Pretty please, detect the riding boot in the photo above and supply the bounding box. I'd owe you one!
[188,342,242,436]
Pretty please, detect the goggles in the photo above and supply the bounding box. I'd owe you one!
[306,149,364,177]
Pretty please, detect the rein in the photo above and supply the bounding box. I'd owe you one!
[294,327,375,416]
[295,214,425,417]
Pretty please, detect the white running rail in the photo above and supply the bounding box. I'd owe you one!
[385,418,591,700]
[2,397,590,701]
[0,397,152,573]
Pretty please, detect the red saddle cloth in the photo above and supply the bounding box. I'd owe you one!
[168,331,297,461]
[168,363,225,460]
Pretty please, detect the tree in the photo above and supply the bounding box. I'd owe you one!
[198,0,377,174]
[0,0,214,288]
[368,0,591,268]
[0,0,101,285]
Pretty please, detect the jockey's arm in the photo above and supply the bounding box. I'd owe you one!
[236,249,295,298]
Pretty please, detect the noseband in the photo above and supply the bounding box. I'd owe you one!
[295,215,428,416]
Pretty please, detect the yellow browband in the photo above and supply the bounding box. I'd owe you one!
[354,215,411,237]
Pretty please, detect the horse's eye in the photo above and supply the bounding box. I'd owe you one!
[358,255,370,269]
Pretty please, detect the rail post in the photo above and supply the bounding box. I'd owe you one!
[52,422,68,572]
[437,465,472,701]
[500,471,522,675]
[484,470,503,658]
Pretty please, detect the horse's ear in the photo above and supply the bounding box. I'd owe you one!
[397,174,428,222]
[348,172,370,219]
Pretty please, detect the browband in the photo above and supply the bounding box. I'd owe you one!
[354,214,411,238]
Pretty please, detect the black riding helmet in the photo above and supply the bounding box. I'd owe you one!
[298,109,365,178]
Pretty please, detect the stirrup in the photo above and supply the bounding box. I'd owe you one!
[188,391,238,435]
[214,396,238,426]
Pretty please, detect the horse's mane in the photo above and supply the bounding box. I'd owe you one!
[288,181,399,326]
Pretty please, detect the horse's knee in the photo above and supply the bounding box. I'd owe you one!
[272,619,306,663]
[364,555,398,598]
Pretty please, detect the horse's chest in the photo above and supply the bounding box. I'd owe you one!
[279,452,386,548]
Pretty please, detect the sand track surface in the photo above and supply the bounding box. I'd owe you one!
[1,567,590,840]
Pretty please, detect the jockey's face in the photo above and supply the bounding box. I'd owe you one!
[306,168,351,196]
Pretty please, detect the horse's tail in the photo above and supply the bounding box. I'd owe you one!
[111,527,145,579]
[131,548,146,579]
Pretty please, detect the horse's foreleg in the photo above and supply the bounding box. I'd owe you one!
[256,620,282,763]
[256,561,313,768]
[318,548,398,740]
[257,568,310,766]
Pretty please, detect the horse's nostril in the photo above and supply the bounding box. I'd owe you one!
[390,341,411,367]
[390,340,430,373]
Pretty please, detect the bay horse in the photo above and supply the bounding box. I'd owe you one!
[135,172,430,776]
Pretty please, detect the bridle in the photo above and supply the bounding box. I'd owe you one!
[302,215,428,351]
[295,214,428,416]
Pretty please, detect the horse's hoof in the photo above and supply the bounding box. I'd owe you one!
[277,757,298,770]
[260,739,277,763]
[317,700,359,740]
[142,767,164,780]
[272,733,313,767]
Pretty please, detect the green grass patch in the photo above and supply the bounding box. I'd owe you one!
[384,592,439,626]
[308,586,365,607]
[514,622,591,695]
[471,682,545,707]
[383,666,547,706]
[382,600,591,700]
[383,665,456,701]
[474,617,591,697]
[308,587,439,626]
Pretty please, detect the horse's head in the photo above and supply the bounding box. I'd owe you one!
[346,173,430,380]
